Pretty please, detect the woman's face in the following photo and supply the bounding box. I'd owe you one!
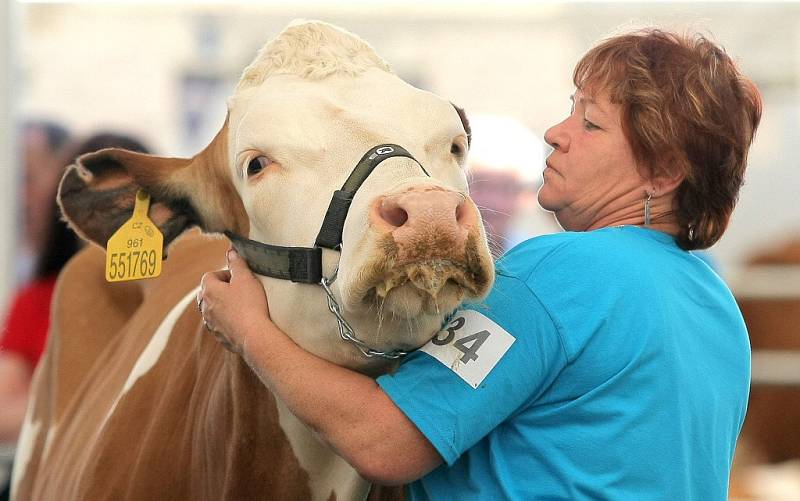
[538,88,650,231]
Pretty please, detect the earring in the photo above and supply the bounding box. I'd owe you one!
[644,190,654,226]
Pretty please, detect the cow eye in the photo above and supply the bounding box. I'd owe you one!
[247,156,271,177]
[451,139,467,158]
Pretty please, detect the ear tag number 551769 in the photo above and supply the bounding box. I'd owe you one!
[105,190,164,282]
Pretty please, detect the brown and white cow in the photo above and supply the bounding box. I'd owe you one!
[12,21,494,500]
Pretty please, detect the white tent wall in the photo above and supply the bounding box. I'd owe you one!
[0,0,17,309]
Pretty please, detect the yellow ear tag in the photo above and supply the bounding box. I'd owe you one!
[105,190,164,282]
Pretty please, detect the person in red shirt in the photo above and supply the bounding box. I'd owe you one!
[0,130,150,444]
[0,277,56,372]
[1,122,71,445]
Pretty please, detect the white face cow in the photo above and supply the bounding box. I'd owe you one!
[57,20,494,372]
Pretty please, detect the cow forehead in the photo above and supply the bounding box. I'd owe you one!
[234,20,392,94]
[228,69,463,166]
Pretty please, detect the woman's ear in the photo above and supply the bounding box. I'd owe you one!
[650,165,686,197]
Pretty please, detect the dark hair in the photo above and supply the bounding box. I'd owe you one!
[573,29,763,250]
[23,121,72,152]
[34,132,151,279]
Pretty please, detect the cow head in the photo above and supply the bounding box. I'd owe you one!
[58,20,494,371]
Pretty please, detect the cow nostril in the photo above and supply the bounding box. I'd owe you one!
[381,205,409,228]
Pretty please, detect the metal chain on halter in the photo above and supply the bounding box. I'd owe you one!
[319,269,408,360]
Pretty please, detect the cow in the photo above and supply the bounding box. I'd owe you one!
[12,20,495,500]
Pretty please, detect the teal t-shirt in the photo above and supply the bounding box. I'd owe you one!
[377,226,750,500]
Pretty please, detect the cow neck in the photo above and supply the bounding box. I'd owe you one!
[225,144,430,360]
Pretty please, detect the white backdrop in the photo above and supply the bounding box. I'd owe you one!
[0,1,18,309]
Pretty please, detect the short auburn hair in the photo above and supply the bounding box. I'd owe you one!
[574,29,762,250]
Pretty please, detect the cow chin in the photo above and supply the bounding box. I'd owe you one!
[365,262,468,317]
[351,232,492,320]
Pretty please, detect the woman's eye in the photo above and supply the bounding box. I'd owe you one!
[451,142,463,156]
[583,119,600,131]
[247,156,271,176]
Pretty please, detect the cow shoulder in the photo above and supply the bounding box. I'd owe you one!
[47,230,227,418]
[45,243,142,417]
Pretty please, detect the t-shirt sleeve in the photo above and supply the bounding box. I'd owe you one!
[377,274,567,465]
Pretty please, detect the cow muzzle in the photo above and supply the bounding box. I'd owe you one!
[372,186,475,266]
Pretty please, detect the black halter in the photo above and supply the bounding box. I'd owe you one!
[224,144,429,284]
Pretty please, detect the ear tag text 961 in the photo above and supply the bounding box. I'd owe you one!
[105,190,164,282]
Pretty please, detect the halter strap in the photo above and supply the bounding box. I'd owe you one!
[314,144,425,249]
[225,144,427,283]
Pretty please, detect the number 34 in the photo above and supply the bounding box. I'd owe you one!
[431,316,491,364]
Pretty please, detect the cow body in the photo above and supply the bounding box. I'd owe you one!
[14,21,493,500]
[14,233,399,500]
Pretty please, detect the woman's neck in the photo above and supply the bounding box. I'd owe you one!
[584,195,681,236]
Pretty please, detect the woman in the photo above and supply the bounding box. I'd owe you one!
[198,29,762,499]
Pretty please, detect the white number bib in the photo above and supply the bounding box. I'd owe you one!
[420,310,516,389]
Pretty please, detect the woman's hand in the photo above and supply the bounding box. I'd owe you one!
[197,248,272,355]
[197,249,441,484]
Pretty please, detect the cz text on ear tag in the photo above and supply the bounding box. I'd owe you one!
[105,190,164,282]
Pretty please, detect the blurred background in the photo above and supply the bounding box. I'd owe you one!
[1,1,799,499]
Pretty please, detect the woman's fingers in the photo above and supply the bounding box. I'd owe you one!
[196,249,271,356]
[198,269,232,305]
[197,269,242,354]
[225,248,271,317]
[227,248,253,280]
[198,268,231,327]
[204,269,232,285]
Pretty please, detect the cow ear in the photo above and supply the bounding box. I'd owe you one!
[57,120,249,251]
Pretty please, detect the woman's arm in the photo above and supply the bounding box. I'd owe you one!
[199,249,442,484]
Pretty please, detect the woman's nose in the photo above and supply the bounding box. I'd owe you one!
[544,118,570,152]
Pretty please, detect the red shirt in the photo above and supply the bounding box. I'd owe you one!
[0,275,58,368]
